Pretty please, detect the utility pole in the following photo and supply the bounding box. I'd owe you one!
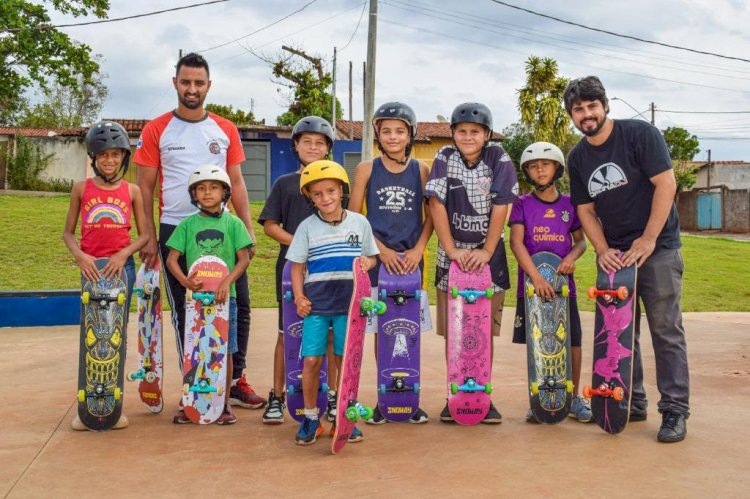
[349,61,354,140]
[650,102,655,125]
[331,47,337,131]
[707,149,712,188]
[361,0,378,161]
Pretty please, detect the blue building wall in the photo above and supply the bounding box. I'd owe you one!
[332,139,362,165]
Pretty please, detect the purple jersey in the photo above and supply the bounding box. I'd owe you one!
[508,193,581,297]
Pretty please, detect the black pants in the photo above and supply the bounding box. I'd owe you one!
[159,223,250,379]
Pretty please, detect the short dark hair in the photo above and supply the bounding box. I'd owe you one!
[563,76,608,115]
[175,52,210,78]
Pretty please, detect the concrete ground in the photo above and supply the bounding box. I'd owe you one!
[1,308,748,498]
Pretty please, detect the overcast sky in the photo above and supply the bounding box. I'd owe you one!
[46,0,750,160]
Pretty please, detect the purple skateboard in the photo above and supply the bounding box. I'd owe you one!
[376,265,421,422]
[281,261,328,422]
[331,261,384,454]
[447,262,493,425]
[583,256,637,434]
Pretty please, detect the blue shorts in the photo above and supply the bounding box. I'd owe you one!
[301,314,347,357]
[228,297,238,355]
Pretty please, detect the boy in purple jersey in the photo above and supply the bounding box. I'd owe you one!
[425,102,518,424]
[508,142,591,423]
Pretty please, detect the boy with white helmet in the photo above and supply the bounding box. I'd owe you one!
[508,141,591,423]
[165,165,253,425]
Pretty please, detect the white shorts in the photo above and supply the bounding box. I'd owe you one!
[365,286,433,333]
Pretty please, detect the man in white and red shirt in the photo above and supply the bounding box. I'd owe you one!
[135,52,266,424]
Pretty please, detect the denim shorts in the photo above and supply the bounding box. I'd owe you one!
[228,297,238,354]
[301,314,347,357]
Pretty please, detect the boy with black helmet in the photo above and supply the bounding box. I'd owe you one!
[508,141,591,423]
[258,115,340,424]
[63,120,149,430]
[425,102,518,424]
[349,101,434,424]
[165,164,254,425]
[287,160,379,445]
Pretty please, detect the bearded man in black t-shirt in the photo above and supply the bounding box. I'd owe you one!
[564,76,689,443]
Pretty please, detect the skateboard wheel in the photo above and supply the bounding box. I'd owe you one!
[360,406,374,420]
[526,285,535,298]
[284,290,293,302]
[217,386,224,396]
[117,293,125,306]
[485,288,493,299]
[320,382,328,393]
[81,292,90,304]
[182,383,190,396]
[413,382,420,394]
[379,384,387,395]
[379,288,387,301]
[587,287,596,299]
[612,387,625,401]
[114,387,122,401]
[345,406,359,421]
[77,389,86,403]
[582,386,593,398]
[145,371,157,383]
[360,297,374,312]
[566,380,574,393]
[375,301,387,315]
[144,283,154,295]
[484,382,493,394]
[530,382,539,395]
[616,286,629,300]
[561,285,570,298]
[451,287,459,299]
[287,385,295,396]
[185,290,193,301]
[414,289,421,300]
[450,382,459,395]
[126,370,137,382]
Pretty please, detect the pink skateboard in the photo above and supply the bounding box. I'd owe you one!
[447,261,494,425]
[331,261,385,454]
[182,256,230,424]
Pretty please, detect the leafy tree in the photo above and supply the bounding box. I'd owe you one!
[517,56,573,145]
[261,45,342,126]
[205,103,263,126]
[663,126,701,193]
[500,122,534,192]
[0,0,108,125]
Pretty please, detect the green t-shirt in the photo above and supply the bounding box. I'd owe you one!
[166,213,253,297]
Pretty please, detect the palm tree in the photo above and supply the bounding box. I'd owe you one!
[517,56,573,146]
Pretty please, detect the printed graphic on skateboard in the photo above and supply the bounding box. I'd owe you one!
[182,255,229,425]
[447,261,493,425]
[524,252,573,424]
[77,258,128,431]
[584,255,637,434]
[127,261,163,413]
[281,261,328,422]
[332,261,385,454]
[376,265,421,422]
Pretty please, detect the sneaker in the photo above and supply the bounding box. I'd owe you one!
[482,403,502,424]
[326,390,337,422]
[409,407,429,424]
[113,414,129,429]
[295,417,324,446]
[525,408,540,424]
[229,375,267,409]
[348,425,363,443]
[569,396,593,423]
[630,399,648,422]
[217,404,237,425]
[262,391,286,425]
[365,406,387,425]
[71,415,86,431]
[173,408,191,424]
[440,402,454,423]
[657,411,687,443]
[72,414,129,430]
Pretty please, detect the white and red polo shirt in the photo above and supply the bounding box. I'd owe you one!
[134,111,245,225]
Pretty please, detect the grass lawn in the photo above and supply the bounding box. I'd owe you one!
[1,194,748,312]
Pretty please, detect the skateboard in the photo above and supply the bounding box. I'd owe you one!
[331,261,385,454]
[376,265,421,422]
[76,258,128,431]
[447,261,494,425]
[182,255,230,424]
[281,261,328,422]
[126,262,163,413]
[583,255,637,434]
[524,252,573,424]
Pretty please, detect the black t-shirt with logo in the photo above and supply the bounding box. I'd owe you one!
[567,119,680,251]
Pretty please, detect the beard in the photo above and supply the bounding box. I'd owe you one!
[578,115,607,137]
[179,92,204,110]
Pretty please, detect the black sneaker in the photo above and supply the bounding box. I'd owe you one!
[525,408,540,424]
[262,390,285,425]
[657,411,687,443]
[365,405,387,425]
[440,402,454,423]
[630,399,648,422]
[482,403,502,424]
[409,407,429,424]
[326,390,337,422]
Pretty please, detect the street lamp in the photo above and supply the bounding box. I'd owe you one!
[611,97,652,124]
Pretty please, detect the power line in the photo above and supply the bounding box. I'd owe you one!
[199,0,319,53]
[1,0,230,32]
[658,109,750,114]
[339,1,368,52]
[488,0,750,64]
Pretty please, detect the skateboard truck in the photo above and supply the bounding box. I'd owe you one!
[344,401,374,421]
[81,291,125,307]
[526,284,570,299]
[450,287,493,304]
[450,377,493,395]
[184,377,224,396]
[379,373,420,394]
[587,285,629,304]
[583,382,625,401]
[530,377,574,395]
[379,288,421,306]
[187,291,216,306]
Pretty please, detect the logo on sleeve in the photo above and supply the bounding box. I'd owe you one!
[587,162,628,198]
[208,140,221,155]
